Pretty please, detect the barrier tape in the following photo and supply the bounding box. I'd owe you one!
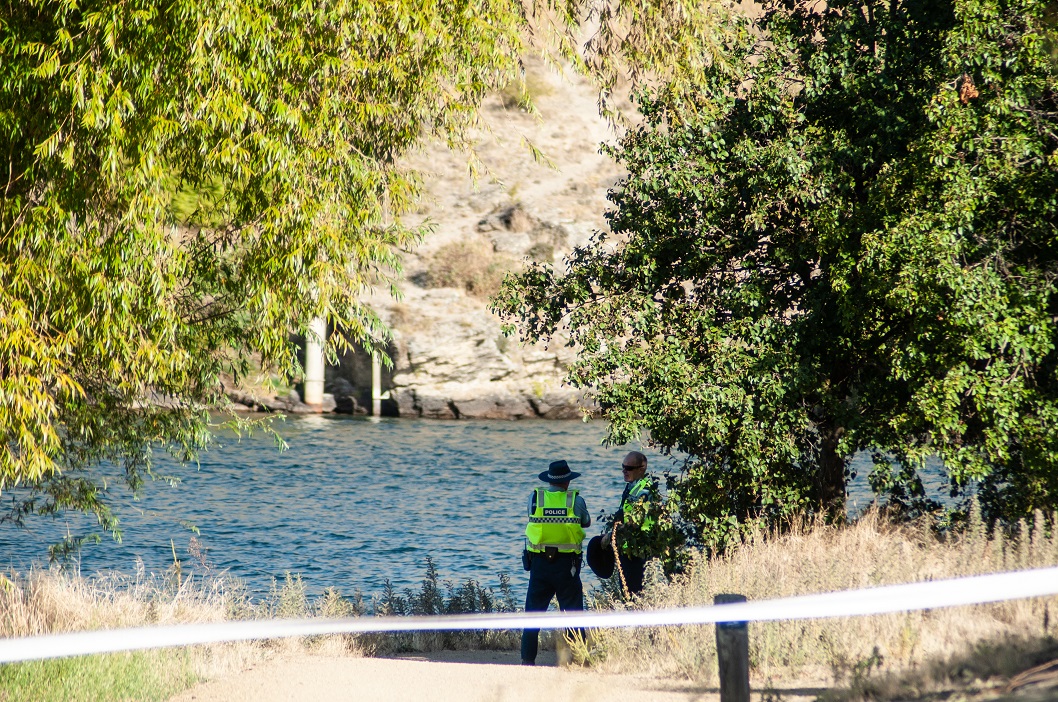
[2,566,1057,664]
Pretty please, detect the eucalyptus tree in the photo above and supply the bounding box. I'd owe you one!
[496,0,1058,557]
[1,0,734,553]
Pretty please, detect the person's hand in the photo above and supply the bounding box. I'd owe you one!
[601,521,620,549]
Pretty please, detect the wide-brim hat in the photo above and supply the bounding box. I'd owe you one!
[538,459,581,483]
[586,535,615,579]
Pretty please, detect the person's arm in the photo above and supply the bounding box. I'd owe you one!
[602,489,629,548]
[575,495,591,528]
[601,509,617,548]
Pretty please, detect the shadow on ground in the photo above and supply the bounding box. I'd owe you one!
[388,649,558,667]
[825,635,1058,702]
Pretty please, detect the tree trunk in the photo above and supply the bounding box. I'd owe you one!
[818,426,848,519]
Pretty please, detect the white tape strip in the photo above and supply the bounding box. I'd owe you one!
[2,566,1056,664]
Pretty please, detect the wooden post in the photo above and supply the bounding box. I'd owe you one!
[303,317,326,410]
[715,593,750,702]
[371,350,381,417]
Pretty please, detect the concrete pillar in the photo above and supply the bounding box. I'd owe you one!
[303,317,326,409]
[371,350,381,417]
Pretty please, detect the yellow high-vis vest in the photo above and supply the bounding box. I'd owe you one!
[621,477,651,510]
[525,488,585,553]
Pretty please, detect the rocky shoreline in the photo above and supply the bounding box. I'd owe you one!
[225,382,591,420]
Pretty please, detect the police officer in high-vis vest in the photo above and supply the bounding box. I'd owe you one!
[601,450,651,595]
[521,459,590,666]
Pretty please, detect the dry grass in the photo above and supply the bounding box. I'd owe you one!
[419,238,517,299]
[0,567,365,700]
[9,511,1058,700]
[586,507,1058,695]
[0,566,235,639]
[498,65,555,112]
[0,560,518,699]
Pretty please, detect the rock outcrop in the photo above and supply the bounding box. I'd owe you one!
[229,58,623,419]
[324,286,594,419]
[225,387,337,414]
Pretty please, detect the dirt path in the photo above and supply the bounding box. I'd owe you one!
[168,649,829,702]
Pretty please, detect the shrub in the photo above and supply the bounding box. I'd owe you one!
[421,239,515,299]
[364,557,519,654]
[498,66,554,111]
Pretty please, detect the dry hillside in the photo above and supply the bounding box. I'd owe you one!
[235,58,628,419]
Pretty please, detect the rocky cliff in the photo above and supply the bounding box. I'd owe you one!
[232,60,625,419]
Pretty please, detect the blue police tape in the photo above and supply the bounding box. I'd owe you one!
[2,566,1057,664]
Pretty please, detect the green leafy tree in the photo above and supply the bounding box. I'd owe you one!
[496,0,1058,555]
[0,0,737,554]
[0,0,529,553]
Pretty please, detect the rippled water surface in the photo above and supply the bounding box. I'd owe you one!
[0,416,948,600]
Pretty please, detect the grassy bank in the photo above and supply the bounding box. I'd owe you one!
[587,508,1058,699]
[0,557,518,701]
[5,510,1058,701]
[0,566,358,702]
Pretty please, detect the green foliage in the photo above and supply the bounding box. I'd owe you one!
[368,557,518,652]
[535,0,737,120]
[317,586,368,619]
[495,0,1058,554]
[373,556,516,617]
[268,572,310,619]
[0,0,738,549]
[0,0,526,542]
[608,476,691,571]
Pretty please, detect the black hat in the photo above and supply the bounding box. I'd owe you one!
[586,535,615,579]
[538,460,581,483]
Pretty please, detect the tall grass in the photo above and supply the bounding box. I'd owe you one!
[0,558,519,700]
[0,564,246,702]
[0,562,239,638]
[0,565,369,701]
[587,507,1058,693]
[7,509,1058,700]
[366,556,519,653]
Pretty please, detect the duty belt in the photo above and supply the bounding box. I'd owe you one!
[530,547,581,563]
[527,542,582,554]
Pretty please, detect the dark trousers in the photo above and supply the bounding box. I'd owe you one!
[520,553,583,663]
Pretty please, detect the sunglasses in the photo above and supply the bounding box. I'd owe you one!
[621,464,643,471]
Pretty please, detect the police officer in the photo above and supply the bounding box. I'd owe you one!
[521,459,590,666]
[601,450,651,595]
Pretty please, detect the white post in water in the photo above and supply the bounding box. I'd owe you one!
[303,317,326,410]
[371,350,382,417]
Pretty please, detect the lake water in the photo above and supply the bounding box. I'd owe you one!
[0,416,949,601]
